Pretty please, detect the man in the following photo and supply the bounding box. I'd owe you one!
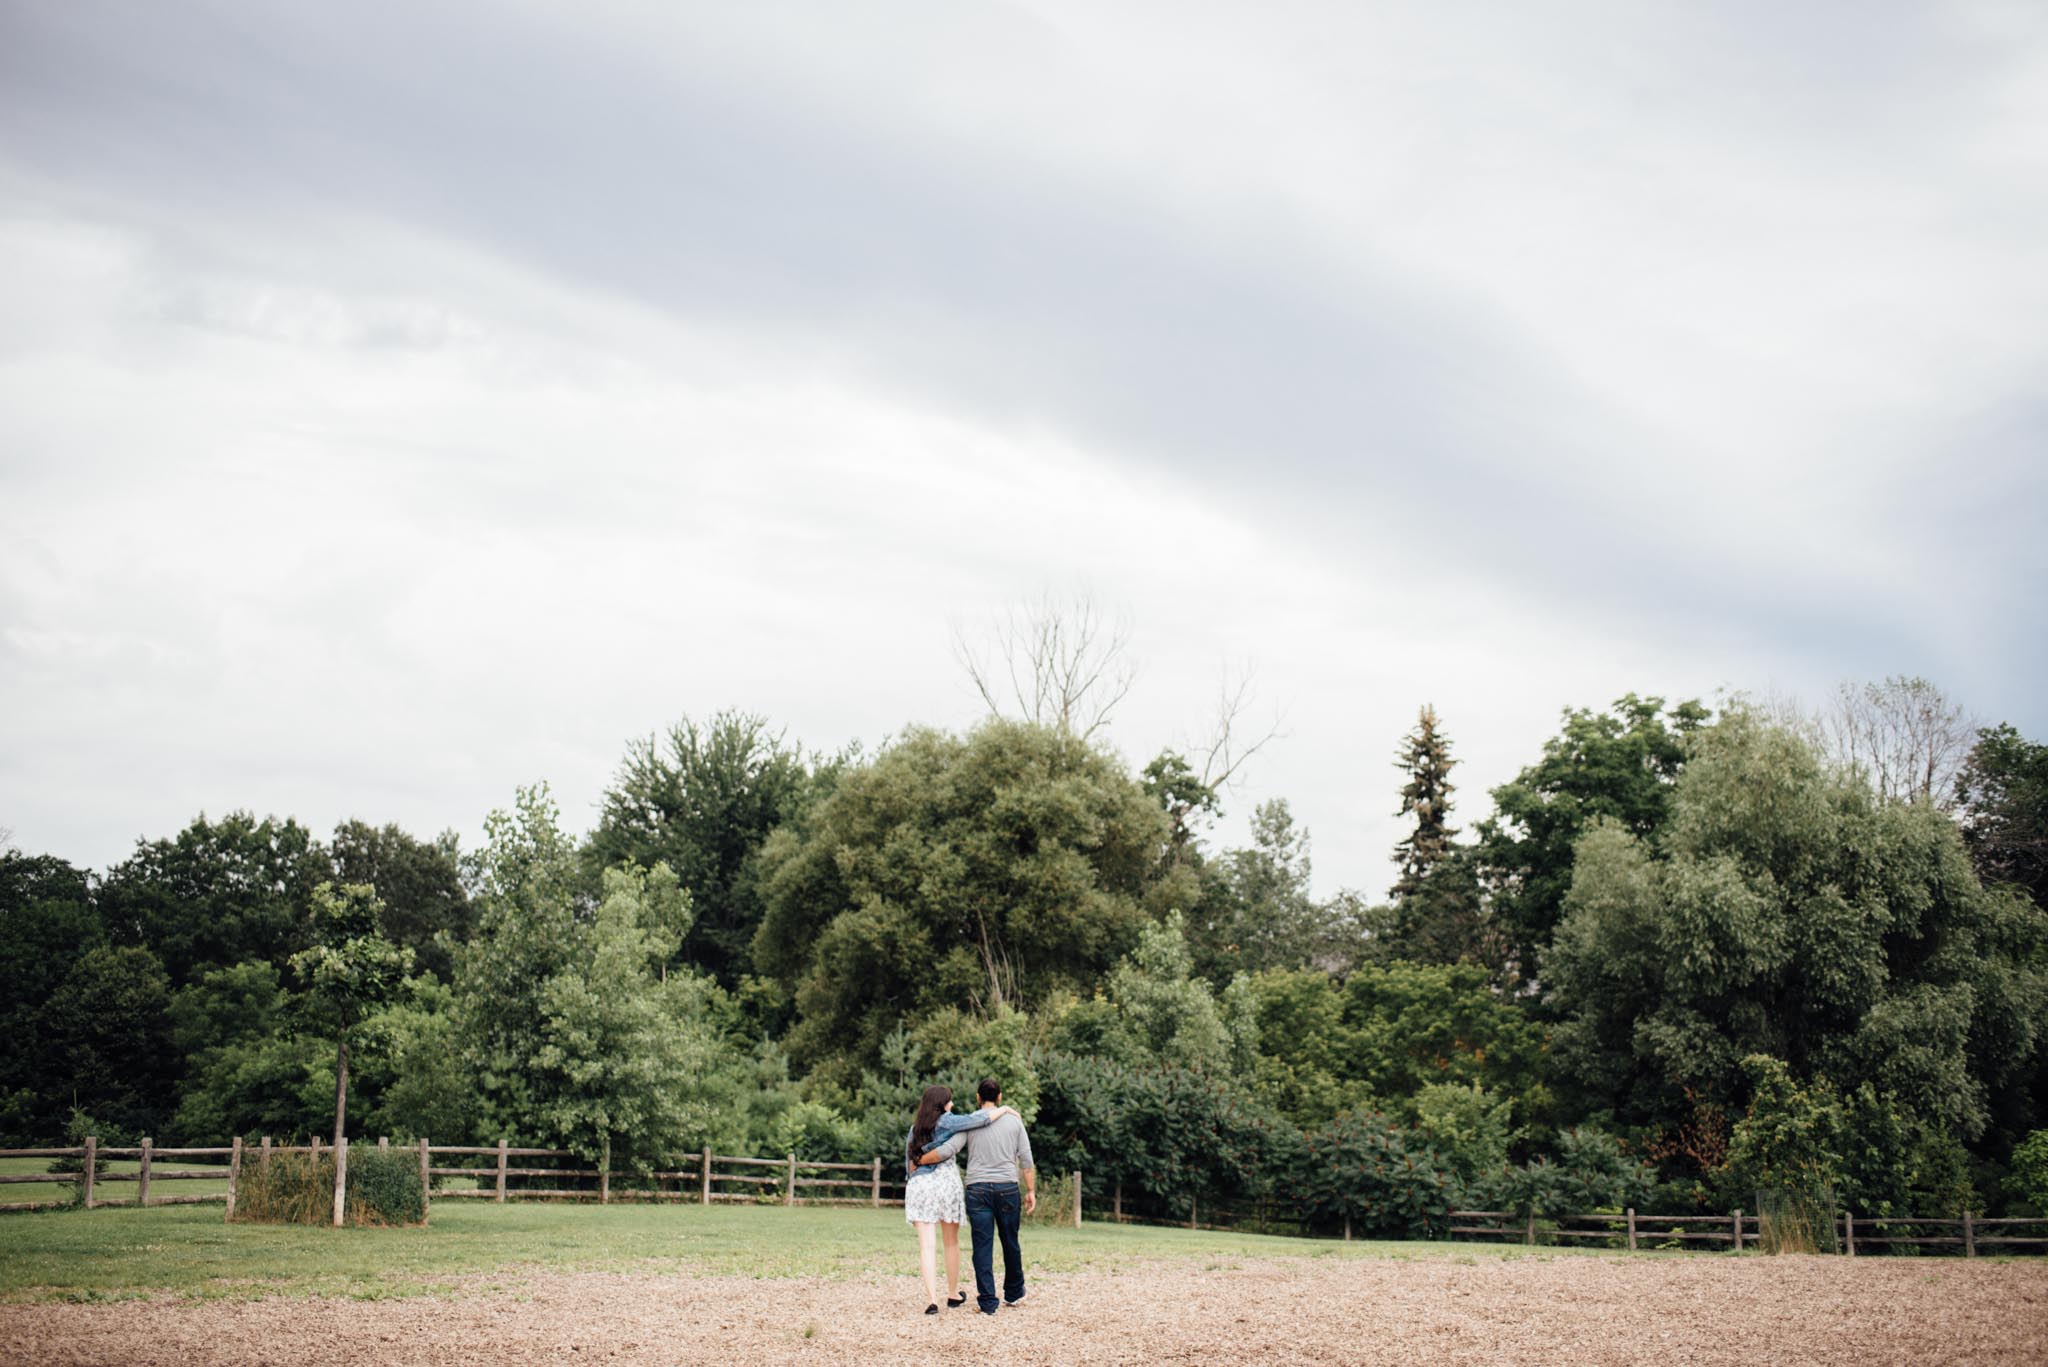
[955,1077,1035,1314]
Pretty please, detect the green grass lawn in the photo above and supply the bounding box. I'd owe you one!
[0,1201,1575,1304]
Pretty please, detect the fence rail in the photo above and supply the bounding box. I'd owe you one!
[3,1141,2034,1257]
[1446,1208,2048,1257]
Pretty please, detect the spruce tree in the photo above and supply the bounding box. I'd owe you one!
[1392,705,1458,899]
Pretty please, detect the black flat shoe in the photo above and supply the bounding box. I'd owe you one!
[924,1303,939,1316]
[946,1295,967,1308]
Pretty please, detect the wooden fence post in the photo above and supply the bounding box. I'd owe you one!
[1072,1170,1082,1229]
[1626,1207,1636,1253]
[81,1135,96,1210]
[871,1157,881,1208]
[226,1136,243,1221]
[1114,1180,1122,1222]
[138,1137,153,1208]
[700,1147,711,1205]
[1964,1209,1976,1258]
[1343,1216,1352,1242]
[600,1135,611,1205]
[1524,1211,1535,1246]
[1189,1194,1198,1230]
[419,1138,431,1225]
[378,1136,388,1153]
[333,1135,348,1228]
[785,1153,797,1206]
[1732,1209,1743,1253]
[495,1138,508,1203]
[1844,1209,1855,1257]
[261,1136,272,1180]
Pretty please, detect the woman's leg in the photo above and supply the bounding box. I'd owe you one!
[915,1220,940,1306]
[941,1221,961,1296]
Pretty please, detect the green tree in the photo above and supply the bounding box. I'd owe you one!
[531,862,732,1171]
[1187,800,1364,980]
[1410,1081,1517,1184]
[0,853,102,1141]
[587,711,826,987]
[35,946,179,1139]
[98,812,332,986]
[290,882,412,1220]
[331,820,471,981]
[1721,1055,1846,1205]
[752,719,1184,1086]
[1294,1110,1455,1238]
[168,960,331,1143]
[1474,694,1709,986]
[1053,912,1256,1077]
[1545,711,2048,1154]
[1958,723,2048,910]
[1392,705,1458,899]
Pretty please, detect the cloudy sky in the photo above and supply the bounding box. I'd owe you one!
[3,1,2044,898]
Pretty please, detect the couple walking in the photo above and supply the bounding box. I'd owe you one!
[903,1077,1036,1316]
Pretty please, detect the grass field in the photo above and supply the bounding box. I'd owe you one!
[0,1200,1577,1303]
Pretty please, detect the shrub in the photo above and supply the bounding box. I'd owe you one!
[1292,1110,1455,1239]
[235,1144,424,1226]
[2007,1130,2048,1213]
[48,1109,134,1179]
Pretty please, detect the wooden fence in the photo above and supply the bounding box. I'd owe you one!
[1448,1208,2048,1256]
[0,1137,1085,1229]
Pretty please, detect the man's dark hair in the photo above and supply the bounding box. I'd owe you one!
[977,1077,1002,1104]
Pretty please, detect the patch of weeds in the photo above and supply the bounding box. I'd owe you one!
[802,1321,819,1339]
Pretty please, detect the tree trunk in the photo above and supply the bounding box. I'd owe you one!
[331,1038,349,1227]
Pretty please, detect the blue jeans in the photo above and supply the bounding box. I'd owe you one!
[963,1181,1024,1312]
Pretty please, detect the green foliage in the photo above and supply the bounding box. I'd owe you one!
[97,812,330,987]
[1475,694,1708,984]
[588,711,825,988]
[48,1109,133,1178]
[1546,711,2048,1153]
[1032,1050,1284,1218]
[1392,705,1459,900]
[1294,1110,1455,1237]
[1186,800,1368,980]
[36,945,179,1139]
[1409,1082,1516,1183]
[1722,1055,1846,1204]
[291,883,413,1038]
[169,961,332,1143]
[0,854,105,1142]
[235,1147,423,1226]
[1550,1127,1653,1212]
[2008,1130,2048,1212]
[753,720,1179,1084]
[330,820,471,982]
[1959,723,2048,910]
[347,1146,426,1224]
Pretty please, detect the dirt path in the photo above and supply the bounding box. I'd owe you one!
[7,1254,2046,1365]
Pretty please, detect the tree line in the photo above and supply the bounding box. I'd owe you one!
[4,678,2046,1233]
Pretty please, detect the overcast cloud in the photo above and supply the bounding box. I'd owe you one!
[3,0,2044,897]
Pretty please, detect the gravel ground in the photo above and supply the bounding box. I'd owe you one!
[6,1254,2046,1366]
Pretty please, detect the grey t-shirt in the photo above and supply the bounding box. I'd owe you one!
[958,1109,1034,1186]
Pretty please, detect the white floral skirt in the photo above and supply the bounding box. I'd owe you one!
[903,1162,965,1225]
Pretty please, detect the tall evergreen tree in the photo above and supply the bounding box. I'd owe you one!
[1392,705,1458,899]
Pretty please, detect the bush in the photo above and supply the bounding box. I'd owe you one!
[2008,1130,2048,1213]
[234,1144,424,1226]
[1292,1110,1455,1239]
[48,1109,134,1179]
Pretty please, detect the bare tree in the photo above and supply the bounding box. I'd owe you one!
[1194,660,1285,792]
[952,590,1137,740]
[1818,676,1976,808]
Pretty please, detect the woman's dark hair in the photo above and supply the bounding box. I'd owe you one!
[908,1084,951,1167]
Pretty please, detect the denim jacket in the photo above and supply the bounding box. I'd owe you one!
[904,1107,995,1180]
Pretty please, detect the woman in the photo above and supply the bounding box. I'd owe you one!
[904,1084,1016,1314]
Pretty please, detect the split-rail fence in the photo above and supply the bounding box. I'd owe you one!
[0,1136,1085,1229]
